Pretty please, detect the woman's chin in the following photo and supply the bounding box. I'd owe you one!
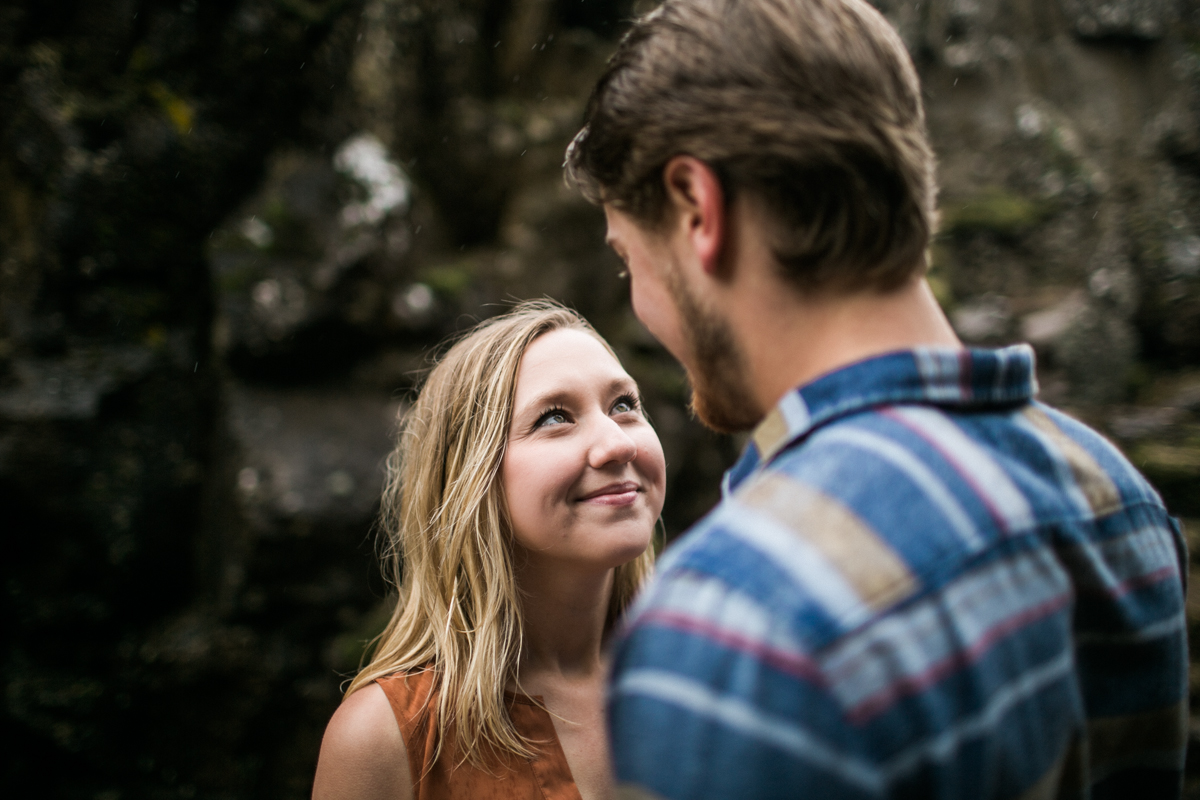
[516,518,655,569]
[594,527,656,567]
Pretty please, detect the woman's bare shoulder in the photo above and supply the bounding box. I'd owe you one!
[312,682,413,800]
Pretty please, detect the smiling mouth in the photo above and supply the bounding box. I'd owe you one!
[578,482,641,505]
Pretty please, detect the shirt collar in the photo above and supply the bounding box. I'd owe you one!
[723,345,1038,495]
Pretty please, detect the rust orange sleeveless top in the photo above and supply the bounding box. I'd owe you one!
[376,669,582,800]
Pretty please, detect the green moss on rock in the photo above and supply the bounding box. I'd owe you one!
[942,189,1049,237]
[420,260,476,299]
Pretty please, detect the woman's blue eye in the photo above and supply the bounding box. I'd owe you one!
[536,408,569,428]
[612,394,640,414]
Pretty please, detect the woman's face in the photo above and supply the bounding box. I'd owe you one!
[502,328,666,570]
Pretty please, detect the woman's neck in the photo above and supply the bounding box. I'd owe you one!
[513,556,614,683]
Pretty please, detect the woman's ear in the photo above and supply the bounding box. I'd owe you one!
[661,156,728,279]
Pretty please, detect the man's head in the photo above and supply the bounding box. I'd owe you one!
[568,0,936,292]
[567,0,938,431]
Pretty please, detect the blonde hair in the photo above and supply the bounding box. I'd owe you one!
[346,299,656,765]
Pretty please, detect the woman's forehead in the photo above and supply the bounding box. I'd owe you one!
[514,328,630,398]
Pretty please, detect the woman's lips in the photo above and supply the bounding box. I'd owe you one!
[579,482,640,505]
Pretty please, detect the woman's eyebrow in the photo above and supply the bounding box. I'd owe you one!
[608,376,639,394]
[516,389,575,418]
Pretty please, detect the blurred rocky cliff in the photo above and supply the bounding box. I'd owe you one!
[2,0,1199,797]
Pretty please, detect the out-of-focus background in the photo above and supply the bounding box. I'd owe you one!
[1,0,1198,796]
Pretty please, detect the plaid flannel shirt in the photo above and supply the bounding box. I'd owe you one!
[609,345,1188,799]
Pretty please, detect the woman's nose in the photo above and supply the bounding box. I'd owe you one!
[588,416,638,468]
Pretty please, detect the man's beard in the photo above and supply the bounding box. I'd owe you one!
[670,273,763,434]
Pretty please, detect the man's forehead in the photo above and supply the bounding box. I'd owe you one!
[602,204,617,230]
[602,205,630,248]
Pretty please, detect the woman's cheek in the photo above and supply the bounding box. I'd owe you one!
[637,435,667,511]
[640,428,667,478]
[536,441,578,508]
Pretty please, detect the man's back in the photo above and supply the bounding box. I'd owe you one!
[609,346,1188,799]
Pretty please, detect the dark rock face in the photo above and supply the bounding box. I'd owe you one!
[0,0,369,796]
[1064,0,1173,40]
[4,0,1200,797]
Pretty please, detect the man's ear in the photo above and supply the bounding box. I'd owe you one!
[662,156,727,278]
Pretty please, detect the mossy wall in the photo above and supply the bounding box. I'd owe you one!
[3,0,1200,797]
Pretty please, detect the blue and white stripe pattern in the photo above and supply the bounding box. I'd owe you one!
[609,345,1188,799]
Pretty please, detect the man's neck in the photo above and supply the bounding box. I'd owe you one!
[729,275,962,417]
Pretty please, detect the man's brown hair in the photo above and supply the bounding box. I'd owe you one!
[565,0,938,292]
